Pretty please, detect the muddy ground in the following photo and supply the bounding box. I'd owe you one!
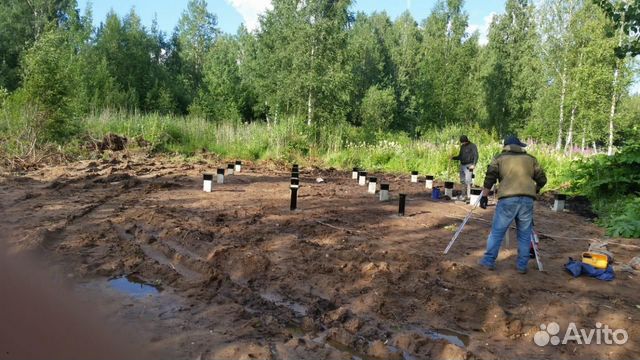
[1,153,639,360]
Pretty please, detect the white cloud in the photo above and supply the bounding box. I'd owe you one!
[226,0,273,31]
[468,12,496,46]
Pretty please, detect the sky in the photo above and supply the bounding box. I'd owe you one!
[78,0,502,45]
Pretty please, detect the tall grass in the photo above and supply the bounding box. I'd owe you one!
[79,112,577,191]
[0,108,578,191]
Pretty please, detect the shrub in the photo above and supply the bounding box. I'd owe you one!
[571,142,640,237]
[360,86,396,139]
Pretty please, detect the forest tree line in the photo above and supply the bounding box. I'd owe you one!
[0,0,638,153]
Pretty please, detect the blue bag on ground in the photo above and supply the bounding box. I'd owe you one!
[564,258,615,281]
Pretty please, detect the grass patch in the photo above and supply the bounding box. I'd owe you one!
[75,112,577,192]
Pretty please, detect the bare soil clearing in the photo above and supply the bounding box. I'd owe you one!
[1,155,638,360]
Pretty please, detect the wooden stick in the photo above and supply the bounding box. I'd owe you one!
[315,220,358,233]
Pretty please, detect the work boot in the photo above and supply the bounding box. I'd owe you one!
[479,260,496,271]
[517,267,527,274]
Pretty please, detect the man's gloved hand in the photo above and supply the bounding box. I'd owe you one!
[479,196,488,209]
[468,165,475,171]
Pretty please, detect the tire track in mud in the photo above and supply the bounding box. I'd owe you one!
[39,183,141,251]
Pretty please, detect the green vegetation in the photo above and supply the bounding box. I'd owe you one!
[571,142,640,237]
[51,112,572,191]
[0,0,639,237]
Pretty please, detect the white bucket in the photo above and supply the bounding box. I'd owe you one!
[553,194,566,212]
[469,188,482,206]
[368,177,377,194]
[203,174,213,192]
[217,169,224,184]
[358,172,367,186]
[379,184,390,201]
[444,182,454,198]
[425,178,433,190]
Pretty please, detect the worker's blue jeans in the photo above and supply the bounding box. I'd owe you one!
[480,196,534,271]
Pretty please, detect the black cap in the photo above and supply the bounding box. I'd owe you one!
[235,160,242,165]
[369,177,377,182]
[460,135,469,143]
[227,164,234,168]
[203,174,213,181]
[504,135,527,147]
[217,168,225,174]
[381,184,389,190]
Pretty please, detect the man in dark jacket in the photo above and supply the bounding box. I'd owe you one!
[478,135,547,274]
[451,135,479,198]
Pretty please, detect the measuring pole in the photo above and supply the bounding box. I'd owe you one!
[443,195,482,254]
[531,229,543,271]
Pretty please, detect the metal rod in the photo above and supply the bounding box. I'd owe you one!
[290,187,298,211]
[531,229,543,271]
[444,195,481,254]
[399,194,406,216]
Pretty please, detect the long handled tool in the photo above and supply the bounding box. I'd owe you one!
[531,228,543,271]
[443,195,482,254]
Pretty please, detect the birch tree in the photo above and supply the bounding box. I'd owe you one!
[539,0,581,150]
[594,0,639,155]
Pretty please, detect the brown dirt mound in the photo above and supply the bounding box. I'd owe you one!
[93,133,128,152]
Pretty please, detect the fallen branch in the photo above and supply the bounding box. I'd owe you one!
[315,220,359,234]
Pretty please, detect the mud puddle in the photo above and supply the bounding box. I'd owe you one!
[259,291,308,316]
[109,275,161,297]
[409,325,470,348]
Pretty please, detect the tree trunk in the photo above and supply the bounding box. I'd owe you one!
[607,19,625,156]
[565,104,576,155]
[307,45,315,127]
[556,69,567,151]
[307,90,313,127]
[608,63,619,156]
[581,120,586,152]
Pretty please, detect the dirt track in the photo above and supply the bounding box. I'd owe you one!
[1,154,639,360]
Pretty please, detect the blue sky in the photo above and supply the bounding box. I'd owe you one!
[78,0,503,44]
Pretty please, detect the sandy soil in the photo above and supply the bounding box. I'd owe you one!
[1,153,639,360]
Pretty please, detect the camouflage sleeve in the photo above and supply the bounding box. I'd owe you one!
[482,156,500,190]
[533,158,547,192]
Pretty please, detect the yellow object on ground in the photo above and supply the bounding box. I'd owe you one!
[582,252,609,269]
